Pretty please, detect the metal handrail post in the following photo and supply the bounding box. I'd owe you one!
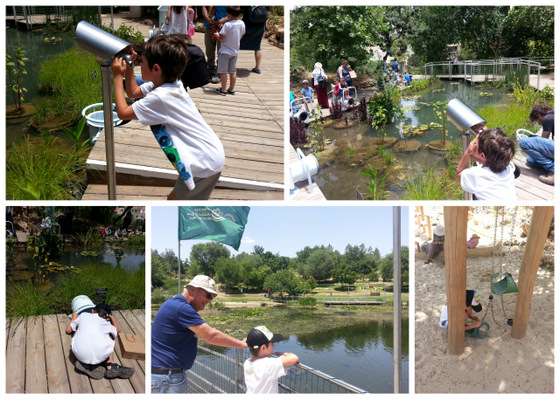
[462,131,473,200]
[98,59,117,200]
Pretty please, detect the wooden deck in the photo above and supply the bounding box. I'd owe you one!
[512,151,554,201]
[83,24,284,200]
[6,309,145,394]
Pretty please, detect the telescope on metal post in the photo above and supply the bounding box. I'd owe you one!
[446,99,487,200]
[76,21,133,200]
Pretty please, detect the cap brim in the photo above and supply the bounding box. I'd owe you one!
[187,283,217,295]
[270,333,283,343]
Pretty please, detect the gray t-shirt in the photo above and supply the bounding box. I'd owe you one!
[218,19,246,56]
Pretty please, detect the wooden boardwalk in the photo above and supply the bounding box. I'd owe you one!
[6,309,145,394]
[83,22,284,200]
[512,151,554,201]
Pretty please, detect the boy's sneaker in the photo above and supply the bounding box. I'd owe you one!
[105,363,135,379]
[215,88,227,96]
[227,90,236,95]
[75,359,107,380]
[251,68,261,74]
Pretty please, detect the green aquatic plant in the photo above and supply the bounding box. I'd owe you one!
[61,117,91,152]
[401,167,462,200]
[432,101,449,145]
[6,46,28,110]
[360,164,388,200]
[377,146,394,165]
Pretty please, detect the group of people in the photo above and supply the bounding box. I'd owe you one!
[151,275,299,393]
[110,7,270,201]
[457,104,554,200]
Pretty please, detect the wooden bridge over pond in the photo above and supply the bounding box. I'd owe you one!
[82,19,284,200]
[6,309,145,394]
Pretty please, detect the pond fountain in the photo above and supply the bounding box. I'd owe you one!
[311,81,511,200]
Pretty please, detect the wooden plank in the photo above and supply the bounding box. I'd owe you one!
[25,316,48,393]
[57,314,93,394]
[42,314,71,393]
[112,311,145,393]
[6,317,27,393]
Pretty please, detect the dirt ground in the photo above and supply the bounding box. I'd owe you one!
[415,206,554,393]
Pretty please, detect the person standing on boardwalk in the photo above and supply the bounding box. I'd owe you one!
[202,6,228,83]
[311,62,329,109]
[240,6,269,74]
[151,275,247,393]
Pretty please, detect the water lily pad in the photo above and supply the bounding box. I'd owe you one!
[427,140,453,152]
[394,140,422,152]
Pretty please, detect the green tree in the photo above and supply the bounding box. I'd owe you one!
[6,46,28,110]
[379,247,409,284]
[190,242,230,277]
[264,270,303,296]
[291,6,388,71]
[502,6,554,57]
[333,265,357,288]
[306,249,336,281]
[214,258,242,291]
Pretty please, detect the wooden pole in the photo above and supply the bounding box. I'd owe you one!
[444,207,468,355]
[511,206,553,339]
[426,216,432,239]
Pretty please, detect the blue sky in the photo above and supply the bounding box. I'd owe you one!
[151,206,409,260]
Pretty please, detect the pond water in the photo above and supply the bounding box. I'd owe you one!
[314,81,511,200]
[200,307,409,393]
[6,26,77,145]
[16,243,145,271]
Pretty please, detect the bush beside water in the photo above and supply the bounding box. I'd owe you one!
[7,264,145,317]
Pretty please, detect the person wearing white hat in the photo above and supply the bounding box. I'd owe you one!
[424,223,445,264]
[151,275,248,393]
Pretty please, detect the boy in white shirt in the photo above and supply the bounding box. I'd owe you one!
[112,35,225,200]
[456,128,516,200]
[66,303,134,379]
[244,326,299,394]
[213,6,246,95]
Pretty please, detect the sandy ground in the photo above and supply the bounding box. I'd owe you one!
[415,207,554,393]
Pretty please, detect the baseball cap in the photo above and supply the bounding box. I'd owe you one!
[466,290,482,312]
[186,275,217,295]
[302,79,309,84]
[246,326,283,349]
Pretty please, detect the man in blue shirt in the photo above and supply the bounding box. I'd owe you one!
[151,275,247,393]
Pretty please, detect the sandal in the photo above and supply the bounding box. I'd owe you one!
[105,362,135,379]
[75,359,106,380]
[215,88,227,96]
[251,68,261,74]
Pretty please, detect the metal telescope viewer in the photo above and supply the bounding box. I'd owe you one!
[76,21,133,199]
[446,99,487,200]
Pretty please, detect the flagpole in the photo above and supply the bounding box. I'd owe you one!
[178,238,181,295]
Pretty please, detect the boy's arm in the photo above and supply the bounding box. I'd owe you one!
[281,352,299,367]
[456,136,478,178]
[65,311,78,334]
[112,57,138,121]
[108,314,120,335]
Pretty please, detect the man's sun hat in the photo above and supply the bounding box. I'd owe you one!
[433,224,445,236]
[186,275,217,295]
[466,290,482,312]
[247,326,283,349]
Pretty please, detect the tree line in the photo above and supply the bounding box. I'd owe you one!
[291,6,554,71]
[152,243,409,296]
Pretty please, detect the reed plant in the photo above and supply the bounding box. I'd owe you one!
[401,167,462,200]
[6,135,86,200]
[477,102,535,138]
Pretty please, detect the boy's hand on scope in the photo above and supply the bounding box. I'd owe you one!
[466,135,479,156]
[111,57,127,77]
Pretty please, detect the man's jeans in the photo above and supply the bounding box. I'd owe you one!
[519,136,554,172]
[151,371,188,393]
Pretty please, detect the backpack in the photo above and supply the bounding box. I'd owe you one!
[317,75,328,90]
[181,43,211,90]
[248,6,268,23]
